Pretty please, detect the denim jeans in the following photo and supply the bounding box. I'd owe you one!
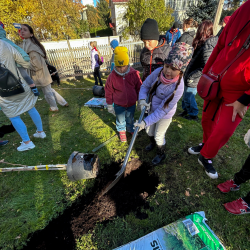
[182,86,199,116]
[9,107,43,142]
[93,66,103,86]
[114,104,136,133]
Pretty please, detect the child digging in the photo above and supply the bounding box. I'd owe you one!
[105,47,142,142]
[135,43,194,165]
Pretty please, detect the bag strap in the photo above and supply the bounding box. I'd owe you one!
[209,20,250,78]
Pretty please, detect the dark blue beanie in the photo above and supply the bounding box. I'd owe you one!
[110,39,119,49]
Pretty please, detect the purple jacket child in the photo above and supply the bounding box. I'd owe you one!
[139,67,184,127]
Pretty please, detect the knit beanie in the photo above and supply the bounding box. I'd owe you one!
[223,16,231,24]
[172,22,179,29]
[141,18,159,40]
[110,39,119,49]
[164,42,194,73]
[114,47,129,66]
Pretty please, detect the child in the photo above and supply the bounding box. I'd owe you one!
[90,41,103,86]
[165,22,181,47]
[110,39,119,72]
[105,47,142,142]
[140,18,171,81]
[135,43,194,165]
[0,24,39,96]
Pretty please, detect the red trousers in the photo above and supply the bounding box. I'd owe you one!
[200,98,244,159]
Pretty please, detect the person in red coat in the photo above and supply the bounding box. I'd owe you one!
[105,47,142,142]
[188,0,250,179]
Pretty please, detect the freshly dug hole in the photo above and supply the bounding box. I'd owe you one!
[22,158,160,250]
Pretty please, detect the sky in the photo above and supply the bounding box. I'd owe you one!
[82,0,96,6]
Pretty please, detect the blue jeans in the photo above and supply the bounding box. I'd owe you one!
[182,86,199,116]
[9,107,43,142]
[114,104,136,133]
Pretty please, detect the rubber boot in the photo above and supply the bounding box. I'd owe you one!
[145,136,156,151]
[152,145,166,165]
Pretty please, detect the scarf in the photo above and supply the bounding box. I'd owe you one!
[92,47,98,51]
[160,71,179,85]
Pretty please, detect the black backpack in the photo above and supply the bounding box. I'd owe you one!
[0,64,25,97]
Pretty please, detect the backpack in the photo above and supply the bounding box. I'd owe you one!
[98,55,103,66]
[0,64,25,97]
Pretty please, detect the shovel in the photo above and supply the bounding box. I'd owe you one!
[0,151,99,181]
[102,98,149,195]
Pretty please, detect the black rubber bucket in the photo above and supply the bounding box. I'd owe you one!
[93,85,105,97]
[66,151,99,181]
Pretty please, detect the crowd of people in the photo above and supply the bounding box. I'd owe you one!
[0,0,250,215]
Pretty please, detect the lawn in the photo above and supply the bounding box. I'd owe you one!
[0,75,249,250]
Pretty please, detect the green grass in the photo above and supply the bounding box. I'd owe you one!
[0,75,250,249]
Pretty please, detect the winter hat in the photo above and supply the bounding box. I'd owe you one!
[223,16,231,24]
[141,18,159,40]
[110,39,119,49]
[164,42,194,73]
[0,22,4,29]
[172,22,179,29]
[114,47,129,66]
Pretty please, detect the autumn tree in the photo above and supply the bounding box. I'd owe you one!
[122,0,174,39]
[86,5,100,35]
[96,0,111,27]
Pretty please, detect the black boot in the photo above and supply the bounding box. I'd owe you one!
[178,110,188,117]
[145,136,156,151]
[152,145,166,165]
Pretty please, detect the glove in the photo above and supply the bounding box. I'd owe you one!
[31,87,40,96]
[137,99,151,112]
[134,120,146,131]
[244,129,250,148]
[107,104,115,116]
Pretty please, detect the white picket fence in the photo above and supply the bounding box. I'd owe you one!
[46,41,144,78]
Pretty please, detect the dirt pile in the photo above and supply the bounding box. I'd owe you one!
[22,158,159,250]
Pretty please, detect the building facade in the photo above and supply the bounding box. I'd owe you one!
[83,0,94,6]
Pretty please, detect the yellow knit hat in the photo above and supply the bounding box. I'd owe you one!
[114,47,129,66]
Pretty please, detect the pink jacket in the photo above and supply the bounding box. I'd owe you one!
[105,67,142,107]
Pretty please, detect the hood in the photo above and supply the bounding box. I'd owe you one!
[204,36,218,48]
[23,38,45,58]
[0,26,6,39]
[186,28,196,37]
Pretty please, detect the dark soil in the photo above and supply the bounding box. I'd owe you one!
[22,158,160,250]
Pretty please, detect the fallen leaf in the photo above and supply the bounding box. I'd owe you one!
[201,191,205,196]
[186,171,190,173]
[195,194,199,197]
[52,114,55,117]
[179,163,182,166]
[185,190,190,196]
[93,143,95,145]
[225,145,229,148]
[155,200,159,205]
[15,235,21,239]
[187,188,191,190]
[178,124,182,128]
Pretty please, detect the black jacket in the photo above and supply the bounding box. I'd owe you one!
[184,36,218,88]
[140,35,171,81]
[176,29,196,46]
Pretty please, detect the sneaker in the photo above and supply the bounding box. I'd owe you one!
[188,143,204,155]
[64,103,69,107]
[33,131,46,139]
[17,141,35,151]
[178,110,188,117]
[119,131,127,142]
[223,198,250,215]
[184,115,198,121]
[49,107,59,112]
[217,179,240,193]
[0,140,9,146]
[198,155,218,179]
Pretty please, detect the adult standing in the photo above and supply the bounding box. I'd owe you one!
[180,20,218,120]
[90,41,103,86]
[140,18,171,81]
[217,16,231,37]
[188,0,250,179]
[21,24,68,112]
[0,40,45,151]
[176,18,197,46]
[165,22,181,47]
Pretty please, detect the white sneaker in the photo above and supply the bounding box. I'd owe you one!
[33,131,46,138]
[17,141,35,151]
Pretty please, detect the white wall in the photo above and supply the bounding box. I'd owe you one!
[42,36,120,50]
[114,4,128,35]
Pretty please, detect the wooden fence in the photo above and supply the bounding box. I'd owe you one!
[46,41,144,78]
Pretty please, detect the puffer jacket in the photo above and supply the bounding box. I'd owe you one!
[140,35,171,81]
[165,28,181,47]
[139,67,184,127]
[23,39,52,87]
[105,67,142,107]
[184,36,218,88]
[176,28,196,46]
